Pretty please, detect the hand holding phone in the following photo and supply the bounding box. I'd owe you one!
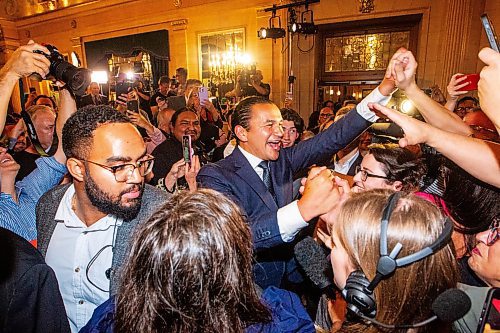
[456,74,480,91]
[477,288,500,333]
[127,99,139,113]
[198,87,209,105]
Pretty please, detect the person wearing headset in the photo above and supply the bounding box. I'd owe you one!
[323,189,460,332]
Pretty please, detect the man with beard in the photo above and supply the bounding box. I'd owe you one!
[36,105,168,332]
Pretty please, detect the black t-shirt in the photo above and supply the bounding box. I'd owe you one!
[243,82,271,99]
[149,91,169,107]
[13,150,40,182]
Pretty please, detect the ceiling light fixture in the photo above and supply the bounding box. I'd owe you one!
[258,7,286,40]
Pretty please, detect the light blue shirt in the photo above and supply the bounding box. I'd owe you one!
[0,156,67,241]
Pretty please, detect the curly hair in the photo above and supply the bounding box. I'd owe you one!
[62,104,130,160]
[368,143,427,192]
[115,189,272,333]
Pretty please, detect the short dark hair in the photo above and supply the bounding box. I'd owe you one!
[116,189,271,332]
[62,105,130,160]
[170,107,198,127]
[32,94,57,109]
[369,143,426,192]
[176,67,188,77]
[322,100,334,108]
[158,76,170,85]
[280,108,304,133]
[231,96,274,143]
[457,96,479,107]
[186,79,202,89]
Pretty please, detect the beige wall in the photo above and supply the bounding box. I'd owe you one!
[1,0,499,118]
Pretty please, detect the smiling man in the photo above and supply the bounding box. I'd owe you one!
[198,87,395,288]
[36,105,168,332]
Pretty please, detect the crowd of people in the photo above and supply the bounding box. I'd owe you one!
[0,38,499,333]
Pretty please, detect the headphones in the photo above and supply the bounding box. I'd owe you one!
[342,192,453,318]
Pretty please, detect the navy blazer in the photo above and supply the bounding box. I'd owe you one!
[198,109,370,286]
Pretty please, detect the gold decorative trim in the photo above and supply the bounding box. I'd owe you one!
[359,0,374,13]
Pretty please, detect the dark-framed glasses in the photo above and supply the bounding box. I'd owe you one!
[355,165,390,182]
[82,155,155,182]
[487,218,499,246]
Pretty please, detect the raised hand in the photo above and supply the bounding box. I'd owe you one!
[478,47,500,133]
[1,40,51,80]
[385,47,417,90]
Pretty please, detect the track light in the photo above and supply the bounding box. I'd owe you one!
[258,27,286,39]
[258,9,286,40]
[291,8,318,35]
[293,22,318,34]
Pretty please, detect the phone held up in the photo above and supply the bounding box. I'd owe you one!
[477,288,500,333]
[127,100,139,113]
[481,13,499,52]
[182,135,192,166]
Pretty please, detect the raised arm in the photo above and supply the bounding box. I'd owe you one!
[478,47,500,133]
[371,103,500,188]
[52,87,76,164]
[385,48,471,136]
[0,41,50,132]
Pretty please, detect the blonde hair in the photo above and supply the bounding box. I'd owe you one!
[332,190,458,333]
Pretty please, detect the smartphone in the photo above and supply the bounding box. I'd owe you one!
[115,82,132,98]
[210,96,220,110]
[199,86,209,105]
[456,74,480,91]
[127,100,139,113]
[481,14,500,52]
[477,288,500,332]
[182,135,192,165]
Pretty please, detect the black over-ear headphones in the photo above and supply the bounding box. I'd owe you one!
[342,192,453,318]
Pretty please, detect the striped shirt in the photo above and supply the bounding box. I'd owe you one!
[0,156,67,241]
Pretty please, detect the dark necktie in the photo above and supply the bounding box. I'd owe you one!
[258,161,276,202]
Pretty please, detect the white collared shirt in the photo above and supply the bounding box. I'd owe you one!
[334,149,360,175]
[45,184,123,333]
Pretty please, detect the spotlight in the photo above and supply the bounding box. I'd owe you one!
[258,27,286,39]
[400,99,414,114]
[258,9,286,40]
[294,22,318,34]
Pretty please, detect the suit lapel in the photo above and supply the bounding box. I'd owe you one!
[232,148,278,211]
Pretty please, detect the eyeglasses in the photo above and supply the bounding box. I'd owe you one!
[487,218,499,246]
[319,113,334,118]
[355,165,390,182]
[82,155,155,182]
[456,106,475,112]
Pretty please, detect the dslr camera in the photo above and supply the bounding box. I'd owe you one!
[33,44,91,97]
[238,66,257,87]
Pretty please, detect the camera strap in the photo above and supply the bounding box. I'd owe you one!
[18,79,58,157]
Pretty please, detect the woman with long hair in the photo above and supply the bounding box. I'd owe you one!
[81,189,314,333]
[325,189,459,332]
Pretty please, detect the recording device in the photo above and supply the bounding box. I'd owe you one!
[199,86,209,105]
[170,76,179,88]
[343,192,457,326]
[210,96,221,110]
[115,81,133,98]
[182,135,192,165]
[127,99,139,113]
[294,236,336,299]
[477,288,500,332]
[457,74,480,91]
[238,66,257,86]
[481,14,499,52]
[32,44,91,97]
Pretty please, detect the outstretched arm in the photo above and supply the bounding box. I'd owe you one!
[478,47,500,133]
[371,103,500,188]
[52,87,76,164]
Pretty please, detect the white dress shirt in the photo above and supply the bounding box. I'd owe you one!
[334,149,360,175]
[45,185,122,333]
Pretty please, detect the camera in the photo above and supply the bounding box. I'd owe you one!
[170,76,179,88]
[33,44,91,97]
[238,66,257,86]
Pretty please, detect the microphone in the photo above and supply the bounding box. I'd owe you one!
[294,236,335,299]
[355,288,471,329]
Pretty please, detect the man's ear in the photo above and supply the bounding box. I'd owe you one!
[67,158,85,182]
[392,181,403,191]
[234,125,248,143]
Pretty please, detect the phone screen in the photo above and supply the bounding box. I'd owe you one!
[127,100,139,113]
[116,82,132,98]
[478,288,500,332]
[182,135,192,165]
[481,14,500,52]
[199,87,209,104]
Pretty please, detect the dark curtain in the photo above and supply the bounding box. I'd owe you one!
[150,55,169,90]
[84,30,170,84]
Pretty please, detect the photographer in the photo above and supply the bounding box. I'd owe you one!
[227,69,270,100]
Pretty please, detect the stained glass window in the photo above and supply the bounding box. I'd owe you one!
[325,31,410,72]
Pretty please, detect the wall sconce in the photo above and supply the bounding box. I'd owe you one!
[258,9,286,40]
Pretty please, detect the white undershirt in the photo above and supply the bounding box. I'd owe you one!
[45,184,122,333]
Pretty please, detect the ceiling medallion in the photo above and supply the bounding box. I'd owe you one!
[359,0,374,13]
[173,0,182,8]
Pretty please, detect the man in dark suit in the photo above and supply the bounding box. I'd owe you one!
[198,80,395,288]
[36,105,168,332]
[78,82,108,108]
